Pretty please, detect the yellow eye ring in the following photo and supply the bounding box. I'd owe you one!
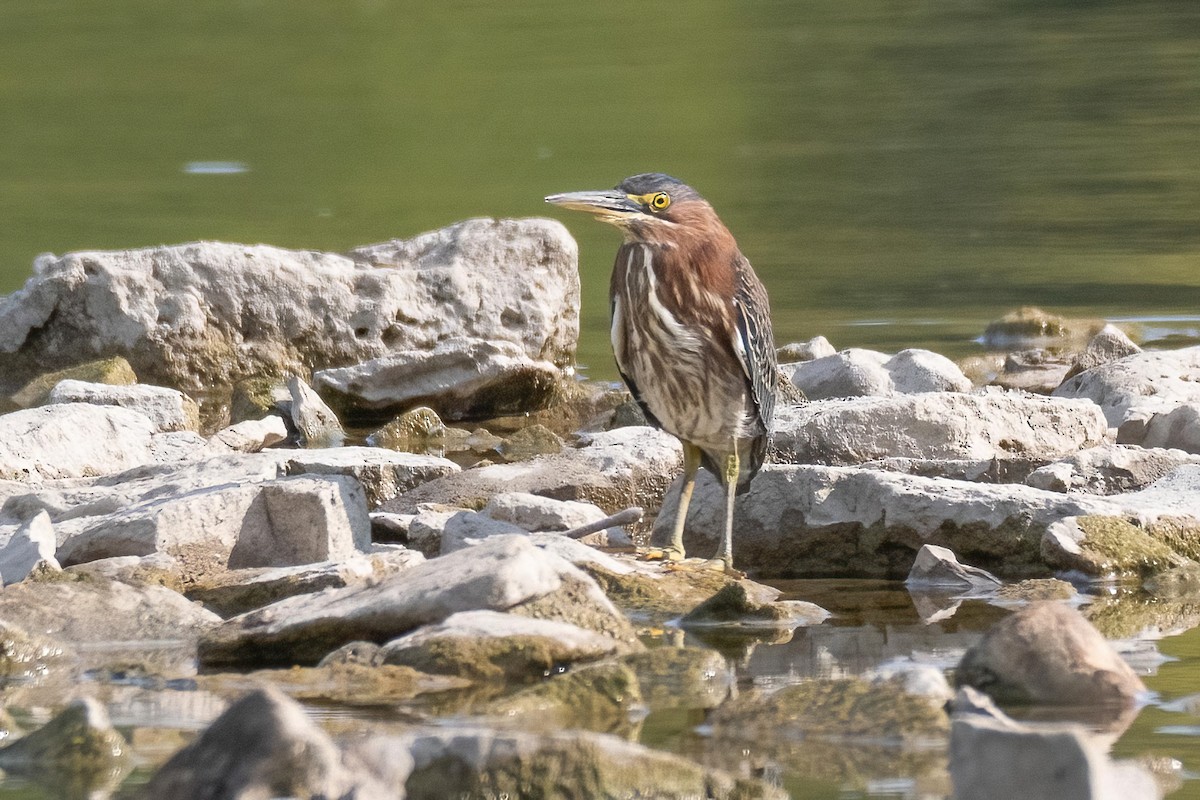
[649,192,670,211]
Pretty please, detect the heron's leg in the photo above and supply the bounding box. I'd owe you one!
[666,442,702,560]
[710,449,740,570]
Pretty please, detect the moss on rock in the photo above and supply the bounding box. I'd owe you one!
[1075,515,1188,577]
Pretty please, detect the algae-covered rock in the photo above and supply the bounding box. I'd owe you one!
[622,646,734,712]
[992,578,1077,605]
[680,581,830,630]
[1083,595,1200,640]
[367,725,786,800]
[483,661,643,736]
[1043,515,1191,578]
[201,661,466,707]
[497,423,564,461]
[368,406,447,449]
[0,698,130,792]
[982,306,1101,350]
[10,356,138,409]
[379,610,628,682]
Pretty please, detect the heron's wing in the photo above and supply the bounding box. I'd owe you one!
[610,245,665,430]
[731,253,777,438]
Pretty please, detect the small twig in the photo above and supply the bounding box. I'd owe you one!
[564,506,643,539]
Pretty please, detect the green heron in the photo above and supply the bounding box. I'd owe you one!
[546,173,777,570]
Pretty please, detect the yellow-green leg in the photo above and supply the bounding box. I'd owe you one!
[666,442,702,561]
[708,450,740,571]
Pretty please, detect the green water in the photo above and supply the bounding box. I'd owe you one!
[2,1,1199,377]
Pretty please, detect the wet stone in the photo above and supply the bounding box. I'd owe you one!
[10,356,138,409]
[0,698,130,792]
[680,580,831,630]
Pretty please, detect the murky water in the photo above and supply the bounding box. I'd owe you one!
[2,2,1200,796]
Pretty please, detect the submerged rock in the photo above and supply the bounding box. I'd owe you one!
[145,687,391,800]
[0,698,130,792]
[680,581,830,630]
[955,602,1146,708]
[0,218,579,398]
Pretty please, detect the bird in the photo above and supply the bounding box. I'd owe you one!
[545,173,777,571]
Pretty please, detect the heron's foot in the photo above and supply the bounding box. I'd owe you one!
[640,546,687,563]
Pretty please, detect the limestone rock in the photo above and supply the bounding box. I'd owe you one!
[9,356,137,409]
[355,725,785,800]
[56,474,371,570]
[187,551,426,617]
[0,218,579,396]
[1041,515,1191,578]
[955,603,1146,706]
[1064,323,1142,381]
[0,510,60,583]
[480,491,608,532]
[991,349,1073,394]
[1126,403,1200,453]
[0,404,157,482]
[47,378,200,433]
[982,306,1102,350]
[905,544,1001,591]
[198,535,637,667]
[439,510,530,554]
[1054,345,1200,429]
[379,609,630,680]
[1026,444,1200,495]
[680,581,830,630]
[949,687,1159,800]
[496,423,564,461]
[777,335,836,363]
[313,338,565,422]
[788,347,970,400]
[772,392,1108,470]
[151,430,209,462]
[287,374,345,448]
[283,446,460,508]
[144,687,392,800]
[206,414,289,453]
[887,348,973,393]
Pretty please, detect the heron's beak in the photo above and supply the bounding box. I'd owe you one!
[544,190,641,222]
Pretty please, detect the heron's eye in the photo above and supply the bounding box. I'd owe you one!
[649,192,671,211]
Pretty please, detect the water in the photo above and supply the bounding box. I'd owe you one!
[2,2,1199,377]
[2,2,1200,796]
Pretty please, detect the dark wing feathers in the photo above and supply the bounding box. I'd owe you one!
[731,254,777,475]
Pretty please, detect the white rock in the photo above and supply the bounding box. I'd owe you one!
[0,510,60,583]
[777,335,836,363]
[440,511,530,554]
[789,348,892,399]
[206,415,289,453]
[1126,402,1200,453]
[0,218,579,396]
[1054,345,1200,428]
[151,430,209,462]
[48,379,200,432]
[772,392,1109,467]
[0,404,157,482]
[284,446,460,507]
[287,375,344,448]
[480,492,608,532]
[886,348,973,393]
[905,544,1001,591]
[312,338,564,421]
[1026,444,1200,494]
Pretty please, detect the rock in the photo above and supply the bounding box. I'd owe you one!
[788,348,892,399]
[1041,515,1191,578]
[356,725,785,800]
[992,578,1078,605]
[439,510,530,553]
[283,446,460,508]
[144,687,392,800]
[1064,323,1142,380]
[367,406,446,449]
[771,392,1108,471]
[991,349,1073,394]
[0,509,60,583]
[1144,563,1200,599]
[679,581,830,630]
[56,474,371,571]
[0,218,579,398]
[47,379,200,433]
[188,551,426,617]
[887,348,973,393]
[777,335,836,363]
[404,506,461,556]
[379,609,629,681]
[949,687,1159,800]
[653,464,1119,578]
[482,661,644,736]
[955,602,1146,707]
[981,306,1102,350]
[0,698,130,790]
[0,576,220,646]
[905,544,1001,591]
[0,404,157,481]
[206,414,289,453]
[623,646,735,711]
[229,376,289,424]
[65,552,183,590]
[313,338,566,423]
[385,426,682,537]
[1026,444,1200,494]
[496,422,564,461]
[287,374,345,448]
[480,491,608,532]
[787,347,970,400]
[198,535,638,667]
[9,356,137,409]
[1127,403,1200,453]
[1054,345,1200,429]
[151,430,209,462]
